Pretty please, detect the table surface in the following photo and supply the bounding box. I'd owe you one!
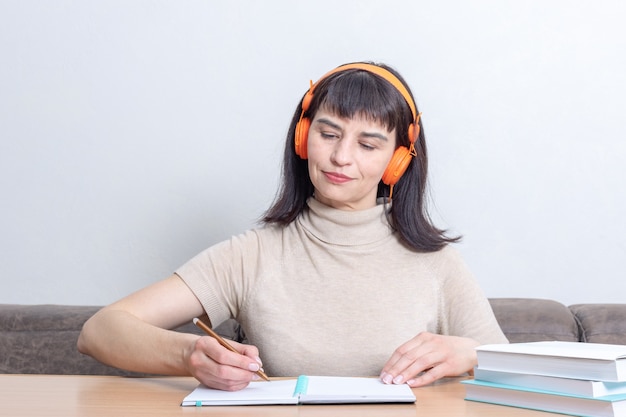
[0,374,555,417]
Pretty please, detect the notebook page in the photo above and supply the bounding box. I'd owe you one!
[181,379,298,406]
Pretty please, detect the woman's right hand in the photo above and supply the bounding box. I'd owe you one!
[185,336,265,391]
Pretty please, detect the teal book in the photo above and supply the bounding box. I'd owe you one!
[181,375,416,406]
[474,367,626,398]
[463,379,626,417]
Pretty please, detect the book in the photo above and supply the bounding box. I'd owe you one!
[181,375,416,406]
[463,379,626,417]
[475,341,626,382]
[474,367,626,398]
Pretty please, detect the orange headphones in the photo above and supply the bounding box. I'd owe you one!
[294,63,422,187]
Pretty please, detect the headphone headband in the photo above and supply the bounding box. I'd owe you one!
[305,63,418,126]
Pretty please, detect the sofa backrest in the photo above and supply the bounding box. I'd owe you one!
[0,304,239,375]
[0,304,132,375]
[2,300,625,375]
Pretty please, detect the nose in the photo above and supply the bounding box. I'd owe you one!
[330,139,352,166]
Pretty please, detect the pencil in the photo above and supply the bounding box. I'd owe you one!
[192,317,270,382]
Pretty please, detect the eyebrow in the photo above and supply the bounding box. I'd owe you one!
[315,117,389,142]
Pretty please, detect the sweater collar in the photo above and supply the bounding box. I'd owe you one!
[298,197,393,246]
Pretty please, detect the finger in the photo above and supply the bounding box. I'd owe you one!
[190,337,261,388]
[387,350,443,385]
[406,364,446,387]
[381,338,440,383]
[381,338,423,374]
[199,337,263,372]
[381,331,437,369]
[231,341,263,368]
[190,352,256,391]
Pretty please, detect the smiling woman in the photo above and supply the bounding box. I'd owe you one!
[306,109,396,210]
[78,62,508,393]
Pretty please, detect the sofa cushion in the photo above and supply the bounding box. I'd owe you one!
[569,304,626,345]
[489,298,580,343]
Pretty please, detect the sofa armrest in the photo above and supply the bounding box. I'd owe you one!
[489,298,580,343]
[569,304,626,344]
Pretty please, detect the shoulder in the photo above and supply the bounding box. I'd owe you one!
[413,244,475,284]
[227,223,296,253]
[426,243,462,259]
[414,244,466,268]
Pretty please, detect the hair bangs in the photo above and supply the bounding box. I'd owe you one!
[316,70,407,136]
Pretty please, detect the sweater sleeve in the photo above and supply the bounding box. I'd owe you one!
[438,246,509,344]
[175,229,262,328]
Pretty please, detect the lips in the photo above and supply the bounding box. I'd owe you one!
[323,171,353,184]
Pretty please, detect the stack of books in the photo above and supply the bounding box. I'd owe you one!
[463,341,626,417]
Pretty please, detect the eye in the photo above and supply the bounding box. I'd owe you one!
[321,131,339,139]
[359,142,376,151]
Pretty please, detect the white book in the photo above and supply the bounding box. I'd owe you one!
[463,379,626,417]
[475,367,626,397]
[476,341,626,382]
[181,375,416,406]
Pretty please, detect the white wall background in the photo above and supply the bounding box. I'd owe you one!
[1,1,624,307]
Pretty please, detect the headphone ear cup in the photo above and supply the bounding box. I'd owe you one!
[294,117,310,159]
[294,89,315,159]
[382,146,413,186]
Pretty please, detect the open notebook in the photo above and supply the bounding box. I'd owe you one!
[181,375,416,406]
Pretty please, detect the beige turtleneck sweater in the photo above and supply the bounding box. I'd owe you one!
[176,198,507,377]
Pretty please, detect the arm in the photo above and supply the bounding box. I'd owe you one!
[77,274,263,391]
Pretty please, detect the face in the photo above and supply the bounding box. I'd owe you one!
[307,108,397,211]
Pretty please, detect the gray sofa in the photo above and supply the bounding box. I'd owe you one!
[1,298,625,375]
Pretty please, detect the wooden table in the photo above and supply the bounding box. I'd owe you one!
[0,374,554,416]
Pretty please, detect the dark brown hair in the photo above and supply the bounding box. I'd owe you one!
[262,62,460,251]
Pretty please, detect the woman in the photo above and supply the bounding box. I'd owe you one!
[78,62,507,391]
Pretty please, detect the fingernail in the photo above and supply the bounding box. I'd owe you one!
[248,362,260,372]
[252,374,260,380]
[255,356,263,365]
[393,375,404,384]
[382,373,393,384]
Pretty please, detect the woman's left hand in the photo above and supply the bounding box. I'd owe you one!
[379,332,480,387]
